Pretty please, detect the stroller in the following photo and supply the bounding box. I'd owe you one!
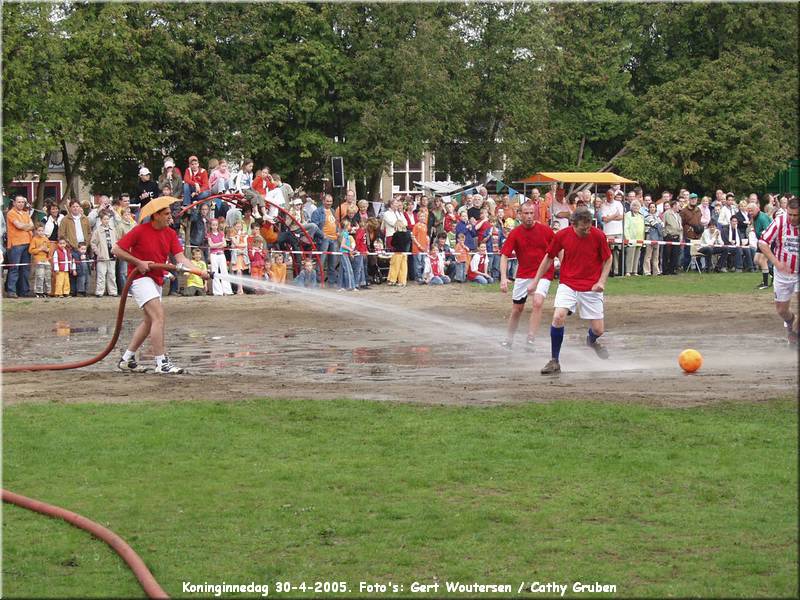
[369,252,390,284]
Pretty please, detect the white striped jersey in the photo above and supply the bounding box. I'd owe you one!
[760,213,799,273]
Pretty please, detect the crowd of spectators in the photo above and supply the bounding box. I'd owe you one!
[2,155,796,299]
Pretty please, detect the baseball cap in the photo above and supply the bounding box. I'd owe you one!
[292,198,303,205]
[689,193,698,199]
[164,158,175,168]
[138,167,151,177]
[188,155,199,163]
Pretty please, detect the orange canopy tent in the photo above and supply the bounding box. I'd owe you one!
[514,172,637,185]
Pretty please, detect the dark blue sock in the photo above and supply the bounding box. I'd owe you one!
[550,325,564,360]
[588,327,600,344]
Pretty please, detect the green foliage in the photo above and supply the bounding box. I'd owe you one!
[618,48,790,192]
[2,2,797,195]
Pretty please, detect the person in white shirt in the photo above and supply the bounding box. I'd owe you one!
[381,197,407,250]
[698,221,724,272]
[600,191,624,275]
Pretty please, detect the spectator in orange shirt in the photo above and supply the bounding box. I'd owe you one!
[411,209,430,283]
[5,195,35,297]
[530,188,550,225]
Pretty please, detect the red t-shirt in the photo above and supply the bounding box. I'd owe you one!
[501,222,555,279]
[354,228,368,253]
[117,222,183,285]
[547,226,611,292]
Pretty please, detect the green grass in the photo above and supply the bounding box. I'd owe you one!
[476,272,767,296]
[3,399,797,598]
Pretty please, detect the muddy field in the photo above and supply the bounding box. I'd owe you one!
[2,283,797,407]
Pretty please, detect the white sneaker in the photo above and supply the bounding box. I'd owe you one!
[153,359,185,374]
[117,356,148,373]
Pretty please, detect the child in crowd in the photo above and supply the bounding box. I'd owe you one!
[183,247,208,296]
[411,210,430,283]
[293,258,318,288]
[388,220,410,287]
[427,245,451,285]
[52,238,74,297]
[76,242,90,296]
[269,251,287,284]
[338,218,356,290]
[209,158,233,194]
[28,224,52,298]
[454,232,469,283]
[248,235,267,279]
[468,242,494,284]
[230,220,249,295]
[352,218,369,288]
[90,211,119,297]
[207,217,234,295]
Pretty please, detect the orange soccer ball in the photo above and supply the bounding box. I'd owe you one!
[678,349,703,373]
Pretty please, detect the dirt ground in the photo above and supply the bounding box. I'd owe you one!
[2,284,797,408]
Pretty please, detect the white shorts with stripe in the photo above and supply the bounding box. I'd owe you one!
[553,283,604,320]
[512,278,551,303]
[773,269,799,303]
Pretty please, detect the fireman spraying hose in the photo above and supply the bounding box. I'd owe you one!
[3,197,210,598]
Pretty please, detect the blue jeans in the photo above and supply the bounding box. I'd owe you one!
[5,244,31,295]
[318,237,339,286]
[413,254,426,281]
[183,184,213,208]
[352,254,366,287]
[430,275,450,285]
[116,258,128,291]
[71,249,89,294]
[472,275,494,285]
[490,254,501,280]
[454,262,466,282]
[339,253,355,289]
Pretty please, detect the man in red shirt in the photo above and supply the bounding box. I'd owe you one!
[528,207,613,374]
[499,202,554,351]
[112,199,208,374]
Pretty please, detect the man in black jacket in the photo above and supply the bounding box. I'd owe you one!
[136,167,161,212]
[720,215,744,272]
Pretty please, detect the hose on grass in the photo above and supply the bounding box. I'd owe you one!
[2,263,180,373]
[2,264,194,597]
[2,489,169,599]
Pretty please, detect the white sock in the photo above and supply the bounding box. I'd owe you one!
[155,354,166,366]
[123,350,135,361]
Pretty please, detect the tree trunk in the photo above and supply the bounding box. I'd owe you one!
[568,135,587,197]
[60,139,76,203]
[34,158,49,211]
[367,170,383,202]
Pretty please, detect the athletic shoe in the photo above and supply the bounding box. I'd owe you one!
[524,337,536,353]
[153,359,184,374]
[586,336,610,359]
[540,359,561,375]
[117,356,148,373]
[757,283,770,290]
[500,340,513,350]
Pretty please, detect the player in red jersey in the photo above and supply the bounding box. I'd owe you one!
[499,202,555,351]
[758,196,799,345]
[527,207,612,375]
[113,199,208,374]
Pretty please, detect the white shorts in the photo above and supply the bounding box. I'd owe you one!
[554,283,604,320]
[130,276,162,308]
[512,278,551,303]
[773,269,799,303]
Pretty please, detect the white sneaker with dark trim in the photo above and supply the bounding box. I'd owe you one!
[153,358,185,374]
[117,356,148,373]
